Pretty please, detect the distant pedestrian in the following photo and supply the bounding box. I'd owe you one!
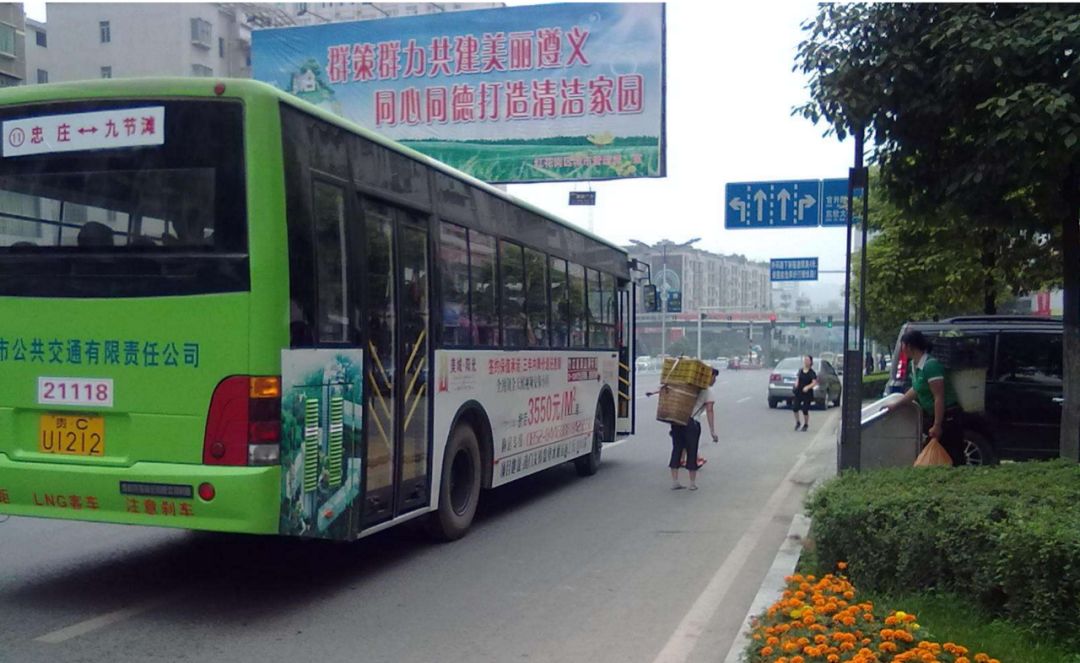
[793,355,818,432]
[885,330,964,465]
[647,368,719,491]
[865,351,874,376]
[879,354,887,372]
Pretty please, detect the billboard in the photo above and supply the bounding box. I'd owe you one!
[252,3,666,184]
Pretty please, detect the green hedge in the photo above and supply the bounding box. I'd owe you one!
[806,461,1080,647]
[861,372,890,399]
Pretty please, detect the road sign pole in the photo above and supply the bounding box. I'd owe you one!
[840,127,867,472]
[660,244,667,359]
[697,311,703,359]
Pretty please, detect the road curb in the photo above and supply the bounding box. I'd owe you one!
[721,512,812,663]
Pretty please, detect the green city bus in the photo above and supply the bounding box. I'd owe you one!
[0,79,636,541]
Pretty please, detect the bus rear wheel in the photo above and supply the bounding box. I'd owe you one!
[427,423,482,542]
[574,406,604,477]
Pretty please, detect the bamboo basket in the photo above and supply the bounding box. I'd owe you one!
[656,383,700,425]
[661,357,714,389]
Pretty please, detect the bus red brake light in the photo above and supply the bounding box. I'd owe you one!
[203,375,281,466]
[203,376,249,466]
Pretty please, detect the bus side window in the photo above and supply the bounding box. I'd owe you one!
[587,268,604,348]
[567,262,586,348]
[549,257,568,347]
[500,240,526,348]
[602,272,617,348]
[439,222,471,347]
[469,230,499,347]
[524,247,548,347]
[312,180,349,343]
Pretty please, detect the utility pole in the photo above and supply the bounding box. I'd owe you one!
[656,237,700,358]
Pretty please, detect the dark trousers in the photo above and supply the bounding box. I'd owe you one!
[924,406,965,466]
[669,419,701,471]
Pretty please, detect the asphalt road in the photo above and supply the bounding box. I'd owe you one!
[0,368,838,663]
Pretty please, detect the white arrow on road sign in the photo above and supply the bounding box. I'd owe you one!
[753,190,767,221]
[729,197,747,223]
[776,189,791,221]
[797,194,817,221]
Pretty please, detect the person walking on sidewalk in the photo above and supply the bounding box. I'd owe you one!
[885,330,964,465]
[793,355,818,432]
[647,368,719,491]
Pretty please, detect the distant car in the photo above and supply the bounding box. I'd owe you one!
[768,357,842,409]
[884,315,1062,464]
[636,356,652,370]
[728,357,741,370]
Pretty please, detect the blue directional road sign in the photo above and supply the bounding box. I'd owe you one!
[726,180,821,229]
[770,257,818,282]
[820,179,849,227]
[666,290,682,313]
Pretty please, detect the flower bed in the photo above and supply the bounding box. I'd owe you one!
[746,565,999,663]
[805,461,1080,647]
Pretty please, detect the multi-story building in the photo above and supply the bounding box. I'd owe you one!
[283,2,503,25]
[23,3,506,86]
[25,3,253,84]
[625,241,771,314]
[0,3,27,87]
[25,17,49,84]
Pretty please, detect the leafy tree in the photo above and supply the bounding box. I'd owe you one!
[855,173,1060,347]
[796,4,1080,460]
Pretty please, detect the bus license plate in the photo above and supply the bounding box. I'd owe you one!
[39,414,105,457]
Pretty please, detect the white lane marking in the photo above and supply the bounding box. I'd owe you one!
[651,415,837,663]
[604,438,631,451]
[735,396,751,403]
[34,595,175,644]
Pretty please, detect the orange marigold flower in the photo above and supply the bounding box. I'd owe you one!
[760,646,774,656]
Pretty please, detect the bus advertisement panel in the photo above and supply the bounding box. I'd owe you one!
[434,350,619,488]
[252,2,666,184]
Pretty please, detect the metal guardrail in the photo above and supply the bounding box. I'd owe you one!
[847,394,924,470]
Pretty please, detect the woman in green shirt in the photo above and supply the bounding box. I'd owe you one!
[885,330,965,465]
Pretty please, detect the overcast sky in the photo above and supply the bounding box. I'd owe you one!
[22,0,853,299]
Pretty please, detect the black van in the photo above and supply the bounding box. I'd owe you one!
[885,316,1063,464]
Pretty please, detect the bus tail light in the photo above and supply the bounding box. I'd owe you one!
[203,375,281,467]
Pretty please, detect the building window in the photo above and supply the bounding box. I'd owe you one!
[190,18,212,48]
[35,29,46,48]
[191,64,213,77]
[0,24,15,56]
[36,69,47,84]
[218,37,224,58]
[100,66,112,79]
[99,21,110,44]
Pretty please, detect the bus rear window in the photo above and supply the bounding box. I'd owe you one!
[0,99,247,297]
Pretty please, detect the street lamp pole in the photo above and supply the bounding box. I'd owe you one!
[661,243,668,359]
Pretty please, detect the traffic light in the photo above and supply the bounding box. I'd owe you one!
[826,315,833,328]
[815,317,822,326]
[799,316,806,329]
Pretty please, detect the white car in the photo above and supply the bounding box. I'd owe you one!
[635,356,652,370]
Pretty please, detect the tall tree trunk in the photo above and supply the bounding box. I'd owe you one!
[1061,197,1080,462]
